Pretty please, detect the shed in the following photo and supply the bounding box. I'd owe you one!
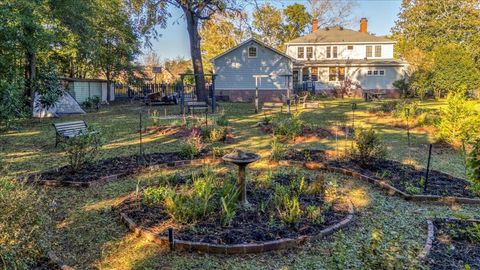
[212,38,294,102]
[61,78,115,103]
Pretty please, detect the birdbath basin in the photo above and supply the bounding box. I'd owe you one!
[222,149,261,206]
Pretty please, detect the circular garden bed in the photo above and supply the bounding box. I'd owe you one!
[283,149,480,203]
[424,218,480,269]
[117,166,354,254]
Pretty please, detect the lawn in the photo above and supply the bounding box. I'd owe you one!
[1,99,479,269]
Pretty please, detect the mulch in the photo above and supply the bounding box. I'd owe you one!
[26,151,208,183]
[285,149,479,199]
[118,183,349,245]
[426,219,480,270]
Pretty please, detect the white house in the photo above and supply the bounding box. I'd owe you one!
[212,38,294,102]
[285,18,408,97]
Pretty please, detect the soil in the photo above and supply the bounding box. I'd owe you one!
[426,219,480,270]
[143,125,191,138]
[284,149,478,198]
[119,175,349,245]
[27,151,208,183]
[259,122,353,142]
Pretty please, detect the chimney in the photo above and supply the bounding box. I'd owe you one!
[359,18,368,33]
[312,19,318,33]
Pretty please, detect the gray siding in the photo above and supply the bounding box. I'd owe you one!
[214,41,292,90]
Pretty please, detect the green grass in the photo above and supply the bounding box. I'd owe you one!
[1,99,479,269]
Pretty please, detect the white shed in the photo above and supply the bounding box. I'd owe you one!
[61,78,115,103]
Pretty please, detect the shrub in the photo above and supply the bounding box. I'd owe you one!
[0,177,48,269]
[209,127,228,142]
[352,128,386,166]
[180,128,204,159]
[143,186,170,205]
[269,136,286,161]
[436,90,480,146]
[82,96,101,110]
[417,112,438,127]
[0,80,26,130]
[392,100,419,120]
[393,78,411,98]
[216,114,229,126]
[466,138,480,189]
[271,111,302,138]
[37,64,63,108]
[60,127,103,172]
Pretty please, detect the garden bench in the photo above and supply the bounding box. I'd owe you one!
[186,101,208,114]
[52,120,91,147]
[261,102,283,114]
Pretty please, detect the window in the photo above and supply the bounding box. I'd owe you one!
[347,45,354,50]
[333,46,338,58]
[326,46,331,58]
[306,47,313,59]
[329,67,345,81]
[311,67,318,81]
[329,67,337,81]
[375,45,382,57]
[248,46,257,58]
[366,46,372,58]
[366,69,385,76]
[297,47,305,59]
[338,67,345,81]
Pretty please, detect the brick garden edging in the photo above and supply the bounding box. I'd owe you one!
[280,160,480,205]
[23,157,223,188]
[118,199,355,254]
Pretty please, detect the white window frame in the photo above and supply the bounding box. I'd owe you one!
[326,46,331,59]
[248,46,257,58]
[297,47,305,59]
[306,47,313,59]
[375,45,382,57]
[332,46,338,58]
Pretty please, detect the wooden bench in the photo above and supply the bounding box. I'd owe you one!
[52,121,90,146]
[261,102,284,114]
[186,101,208,114]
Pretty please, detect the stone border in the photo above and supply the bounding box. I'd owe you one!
[47,251,75,270]
[23,158,223,188]
[416,219,434,261]
[118,198,355,254]
[281,160,480,205]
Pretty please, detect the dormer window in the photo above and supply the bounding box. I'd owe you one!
[297,47,305,59]
[248,46,257,58]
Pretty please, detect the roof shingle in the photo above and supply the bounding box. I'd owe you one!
[287,26,394,44]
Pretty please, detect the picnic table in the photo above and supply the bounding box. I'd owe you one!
[364,91,387,101]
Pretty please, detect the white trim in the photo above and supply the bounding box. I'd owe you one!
[366,69,386,76]
[285,41,396,45]
[211,37,295,61]
[215,88,287,91]
[247,46,257,58]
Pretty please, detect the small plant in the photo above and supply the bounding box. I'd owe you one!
[211,146,224,159]
[306,205,323,224]
[216,114,229,126]
[302,149,313,162]
[262,115,272,125]
[403,182,421,195]
[324,179,339,200]
[82,96,101,110]
[60,127,103,172]
[143,186,169,205]
[219,176,239,226]
[273,184,302,227]
[352,128,386,166]
[208,126,228,142]
[150,110,160,126]
[269,136,286,161]
[271,111,302,139]
[465,223,480,243]
[392,100,419,120]
[180,128,203,159]
[307,173,325,196]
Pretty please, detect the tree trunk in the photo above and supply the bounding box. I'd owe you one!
[25,50,36,107]
[106,69,111,102]
[184,8,207,102]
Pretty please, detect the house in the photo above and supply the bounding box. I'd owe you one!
[61,78,115,103]
[212,38,294,102]
[285,18,407,97]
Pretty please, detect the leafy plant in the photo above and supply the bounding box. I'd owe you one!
[392,100,419,120]
[274,184,302,227]
[219,176,239,226]
[82,96,101,110]
[143,186,170,205]
[216,114,229,126]
[403,182,421,195]
[466,138,480,188]
[352,128,386,166]
[37,64,63,108]
[269,136,286,161]
[0,80,26,130]
[60,127,103,172]
[306,205,323,224]
[180,128,204,159]
[271,111,302,138]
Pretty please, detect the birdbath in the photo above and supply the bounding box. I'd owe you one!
[222,149,260,206]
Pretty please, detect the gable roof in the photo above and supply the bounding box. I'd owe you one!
[286,26,394,44]
[211,38,295,61]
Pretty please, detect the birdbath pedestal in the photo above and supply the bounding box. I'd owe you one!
[222,150,260,207]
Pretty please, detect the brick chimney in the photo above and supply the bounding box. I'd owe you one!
[312,18,318,33]
[359,18,368,33]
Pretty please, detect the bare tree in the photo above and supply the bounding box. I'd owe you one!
[308,0,357,28]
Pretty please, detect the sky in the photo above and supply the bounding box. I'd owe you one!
[143,0,402,62]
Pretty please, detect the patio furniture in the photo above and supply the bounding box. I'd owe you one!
[52,120,91,147]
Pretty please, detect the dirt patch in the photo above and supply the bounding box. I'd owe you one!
[144,125,191,138]
[426,219,480,269]
[27,151,208,183]
[118,176,349,245]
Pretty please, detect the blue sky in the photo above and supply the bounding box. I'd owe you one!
[144,0,402,62]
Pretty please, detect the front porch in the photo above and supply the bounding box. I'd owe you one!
[293,65,346,92]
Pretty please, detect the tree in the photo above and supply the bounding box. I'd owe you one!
[283,4,312,42]
[252,4,284,49]
[308,0,357,29]
[200,11,247,71]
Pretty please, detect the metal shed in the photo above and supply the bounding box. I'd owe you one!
[61,78,115,103]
